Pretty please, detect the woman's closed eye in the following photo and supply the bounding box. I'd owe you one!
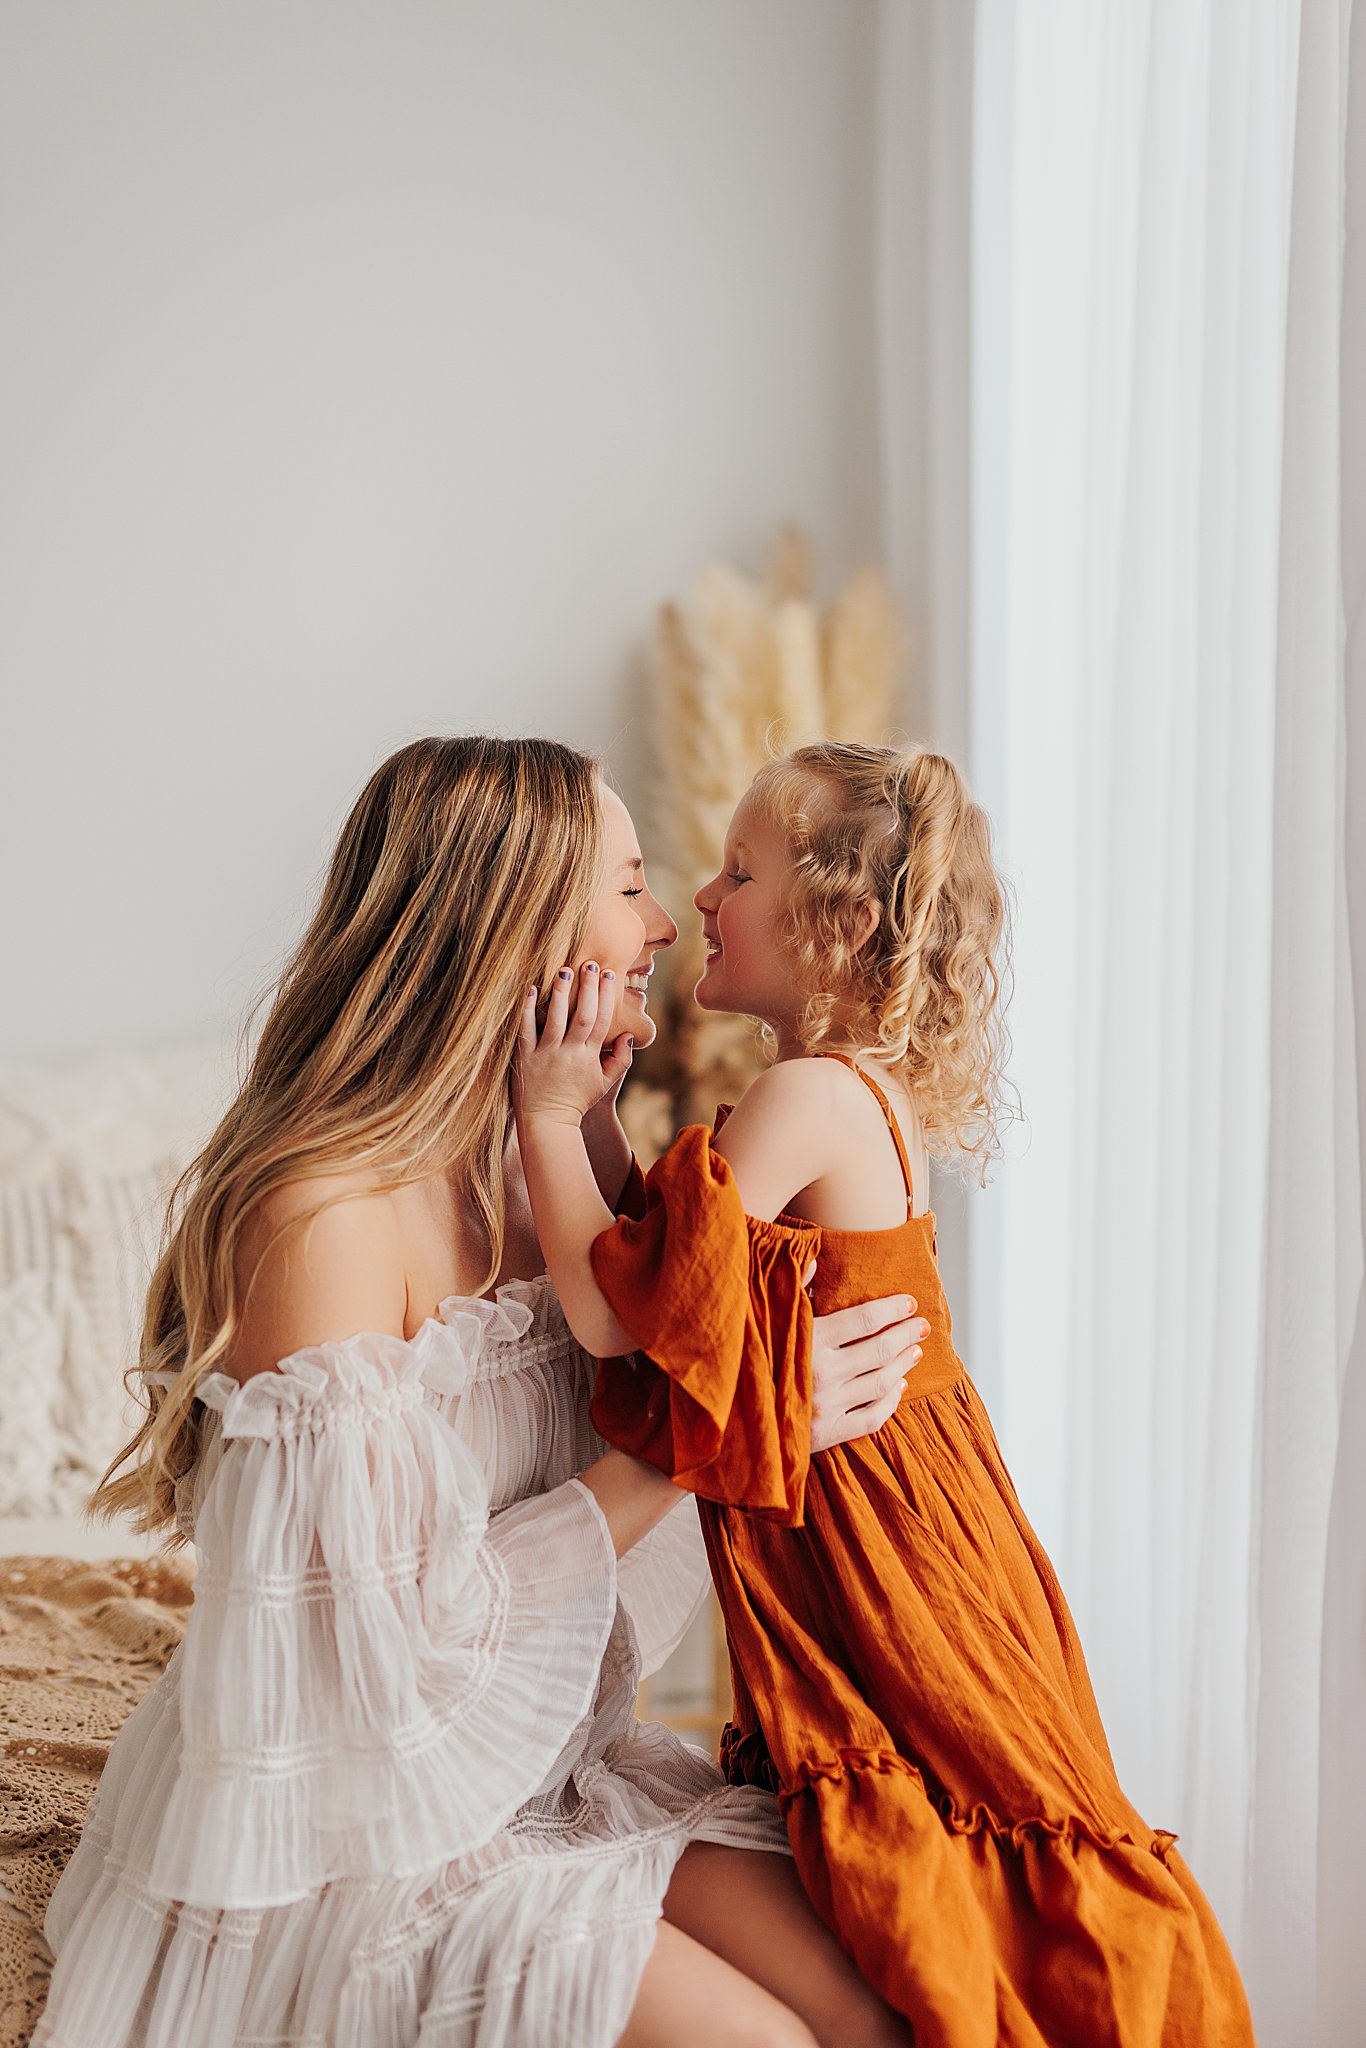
[725,870,751,887]
[621,887,643,899]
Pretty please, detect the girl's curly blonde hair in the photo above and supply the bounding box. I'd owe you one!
[750,741,1016,1177]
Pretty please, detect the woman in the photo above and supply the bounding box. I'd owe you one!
[36,736,923,2048]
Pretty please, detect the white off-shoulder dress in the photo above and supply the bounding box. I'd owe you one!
[34,1278,790,2048]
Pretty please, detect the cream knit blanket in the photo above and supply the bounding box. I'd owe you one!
[0,1554,194,2048]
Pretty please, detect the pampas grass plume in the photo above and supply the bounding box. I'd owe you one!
[634,527,909,1139]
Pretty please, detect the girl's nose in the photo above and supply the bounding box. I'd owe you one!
[652,899,679,949]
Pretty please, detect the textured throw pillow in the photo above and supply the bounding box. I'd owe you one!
[0,1040,231,1517]
[48,1159,181,1504]
[0,1275,63,1515]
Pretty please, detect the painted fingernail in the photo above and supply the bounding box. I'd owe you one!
[557,968,572,982]
[601,969,615,981]
[584,961,599,973]
[626,1036,634,1049]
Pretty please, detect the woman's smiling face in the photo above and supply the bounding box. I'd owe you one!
[573,782,678,1049]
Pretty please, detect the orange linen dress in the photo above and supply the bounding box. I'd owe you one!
[590,1063,1255,2048]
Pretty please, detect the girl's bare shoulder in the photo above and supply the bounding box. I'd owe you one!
[708,1059,847,1221]
[735,1055,849,1111]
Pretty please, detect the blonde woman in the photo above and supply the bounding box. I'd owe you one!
[35,736,921,2048]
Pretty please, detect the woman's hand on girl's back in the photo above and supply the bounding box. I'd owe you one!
[808,1282,929,1453]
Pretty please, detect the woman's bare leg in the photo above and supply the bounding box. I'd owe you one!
[615,1920,819,2048]
[658,1843,912,2048]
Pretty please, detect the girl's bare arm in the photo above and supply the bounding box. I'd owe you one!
[518,969,844,1358]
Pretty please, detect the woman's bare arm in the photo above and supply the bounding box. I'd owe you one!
[575,1450,682,1556]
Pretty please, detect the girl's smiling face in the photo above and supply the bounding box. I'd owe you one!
[692,791,799,1032]
[573,782,678,1049]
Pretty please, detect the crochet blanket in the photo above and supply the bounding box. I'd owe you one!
[0,1555,194,2048]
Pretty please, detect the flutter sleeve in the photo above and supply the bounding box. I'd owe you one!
[94,1338,620,1912]
[588,1125,819,1527]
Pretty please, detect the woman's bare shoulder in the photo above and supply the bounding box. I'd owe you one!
[223,1173,408,1385]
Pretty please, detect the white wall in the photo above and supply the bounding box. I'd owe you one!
[0,0,880,1061]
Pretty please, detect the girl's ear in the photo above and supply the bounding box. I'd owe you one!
[849,899,880,953]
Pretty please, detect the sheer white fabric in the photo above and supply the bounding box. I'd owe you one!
[870,2,1364,2039]
[34,1276,788,2048]
[877,2,1364,2034]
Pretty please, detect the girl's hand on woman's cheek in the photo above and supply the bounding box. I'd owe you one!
[514,963,635,1128]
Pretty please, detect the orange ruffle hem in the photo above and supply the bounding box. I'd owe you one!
[590,1122,1255,2047]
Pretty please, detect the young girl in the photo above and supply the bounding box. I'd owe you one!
[516,741,1256,2048]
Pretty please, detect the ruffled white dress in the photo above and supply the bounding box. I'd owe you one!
[34,1278,790,2047]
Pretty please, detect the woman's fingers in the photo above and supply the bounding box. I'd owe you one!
[846,1352,918,1408]
[844,1319,924,1390]
[822,1293,921,1349]
[808,1293,930,1453]
[817,1364,908,1449]
[845,1378,906,1437]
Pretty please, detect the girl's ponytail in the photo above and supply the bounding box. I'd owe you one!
[751,742,1016,1177]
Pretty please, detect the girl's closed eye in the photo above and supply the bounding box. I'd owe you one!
[726,870,751,887]
[622,886,643,899]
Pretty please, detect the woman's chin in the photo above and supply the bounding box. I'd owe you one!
[613,992,657,1048]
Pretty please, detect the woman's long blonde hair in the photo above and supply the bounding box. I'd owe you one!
[751,742,1016,1176]
[95,734,604,1538]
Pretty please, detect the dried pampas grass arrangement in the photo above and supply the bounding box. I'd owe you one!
[623,527,907,1155]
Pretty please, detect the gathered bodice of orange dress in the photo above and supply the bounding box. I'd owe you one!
[590,1060,1255,2048]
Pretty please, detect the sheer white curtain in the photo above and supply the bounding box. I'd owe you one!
[878,2,1364,2040]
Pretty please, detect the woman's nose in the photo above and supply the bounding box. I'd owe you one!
[694,876,718,915]
[650,896,679,950]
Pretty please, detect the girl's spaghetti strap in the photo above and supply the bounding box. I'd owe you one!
[819,1052,914,1210]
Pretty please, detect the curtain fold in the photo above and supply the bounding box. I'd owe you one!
[1318,12,1366,2038]
[879,2,1363,2038]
